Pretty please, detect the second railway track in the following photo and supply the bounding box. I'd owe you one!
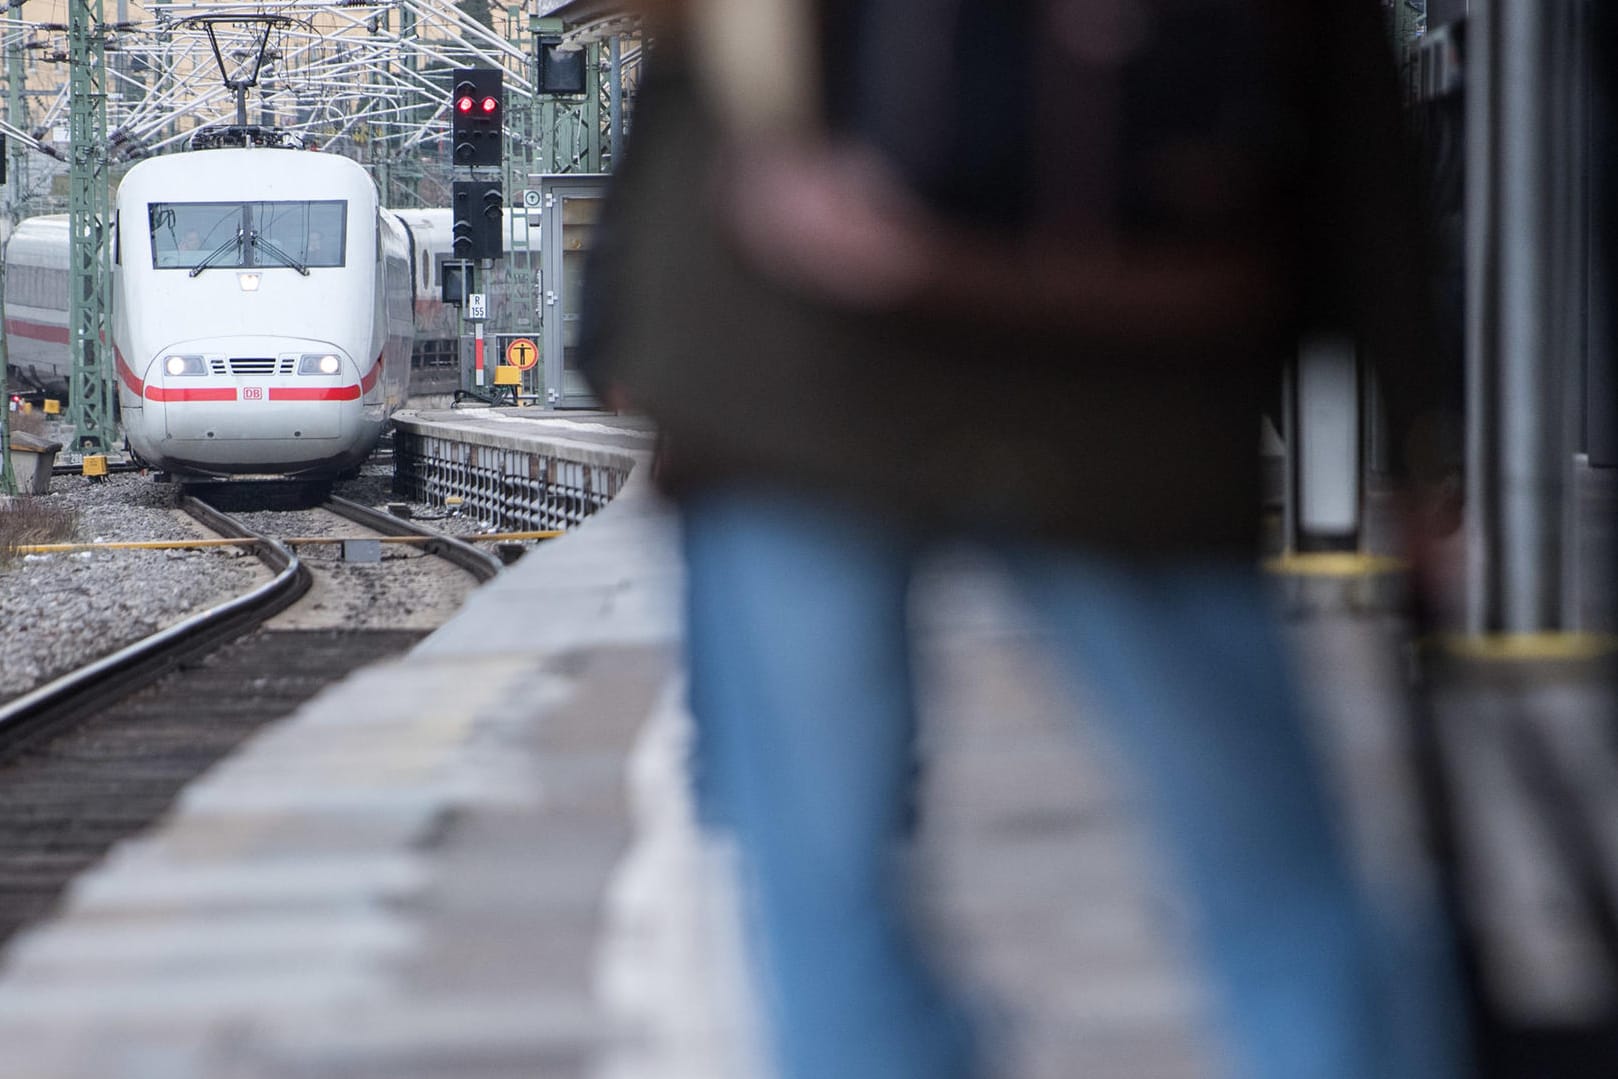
[0,486,501,946]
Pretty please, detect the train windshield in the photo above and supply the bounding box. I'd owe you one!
[148,200,347,270]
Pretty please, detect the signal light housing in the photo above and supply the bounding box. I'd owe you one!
[537,37,587,95]
[452,180,504,262]
[450,67,503,167]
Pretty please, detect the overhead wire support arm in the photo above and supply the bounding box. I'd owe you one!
[5,2,29,225]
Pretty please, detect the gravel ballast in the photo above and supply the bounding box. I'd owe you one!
[0,458,491,705]
[0,473,261,702]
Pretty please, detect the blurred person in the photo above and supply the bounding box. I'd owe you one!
[163,228,204,267]
[1595,8,1618,495]
[583,2,1467,1078]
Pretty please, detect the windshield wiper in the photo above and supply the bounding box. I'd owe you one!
[248,231,311,276]
[188,230,245,277]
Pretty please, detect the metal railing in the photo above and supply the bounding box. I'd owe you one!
[392,426,633,532]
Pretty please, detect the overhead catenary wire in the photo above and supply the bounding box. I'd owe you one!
[12,0,561,170]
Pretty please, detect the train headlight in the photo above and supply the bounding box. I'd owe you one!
[164,354,206,376]
[238,273,261,292]
[298,353,342,375]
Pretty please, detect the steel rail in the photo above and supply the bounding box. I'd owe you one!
[0,494,311,756]
[324,493,502,583]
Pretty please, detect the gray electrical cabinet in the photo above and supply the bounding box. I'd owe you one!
[534,174,610,409]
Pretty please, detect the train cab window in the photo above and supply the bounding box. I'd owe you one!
[149,200,347,270]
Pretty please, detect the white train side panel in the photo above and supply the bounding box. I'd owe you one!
[2,216,71,396]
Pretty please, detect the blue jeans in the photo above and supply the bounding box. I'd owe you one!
[680,485,1462,1079]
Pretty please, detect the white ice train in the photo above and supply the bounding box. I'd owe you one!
[4,146,416,479]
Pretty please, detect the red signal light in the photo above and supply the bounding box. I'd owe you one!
[456,95,474,113]
[480,96,498,114]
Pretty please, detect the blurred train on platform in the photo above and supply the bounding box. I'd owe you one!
[2,151,525,477]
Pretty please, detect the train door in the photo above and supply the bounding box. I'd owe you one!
[536,175,608,409]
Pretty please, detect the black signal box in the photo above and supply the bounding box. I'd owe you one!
[537,39,587,95]
[452,180,504,262]
[441,260,473,304]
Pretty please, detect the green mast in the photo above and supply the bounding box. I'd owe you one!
[6,3,26,225]
[66,0,115,455]
[536,16,601,175]
[0,6,21,494]
[0,257,13,497]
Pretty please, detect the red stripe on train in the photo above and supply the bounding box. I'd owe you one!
[360,354,382,394]
[115,348,144,396]
[145,386,238,403]
[5,317,71,344]
[268,385,362,401]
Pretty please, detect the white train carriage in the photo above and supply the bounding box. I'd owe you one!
[3,215,72,397]
[390,207,529,390]
[114,148,413,478]
[390,208,463,383]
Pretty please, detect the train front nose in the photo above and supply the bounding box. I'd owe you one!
[130,337,371,476]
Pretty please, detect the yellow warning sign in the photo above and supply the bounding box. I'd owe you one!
[505,337,539,370]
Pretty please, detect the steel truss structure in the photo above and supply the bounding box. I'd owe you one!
[66,0,115,452]
[0,0,636,207]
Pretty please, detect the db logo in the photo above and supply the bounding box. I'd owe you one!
[242,386,264,401]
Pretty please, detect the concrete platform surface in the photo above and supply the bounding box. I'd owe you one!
[0,410,1611,1078]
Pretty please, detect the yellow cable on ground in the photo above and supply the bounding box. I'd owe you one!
[463,530,565,542]
[16,538,255,553]
[13,530,566,555]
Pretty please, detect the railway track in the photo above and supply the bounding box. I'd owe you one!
[0,491,500,944]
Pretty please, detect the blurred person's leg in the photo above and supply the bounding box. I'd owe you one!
[1004,548,1463,1079]
[681,486,975,1079]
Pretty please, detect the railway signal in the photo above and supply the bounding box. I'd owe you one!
[450,67,503,167]
[452,179,504,261]
[441,260,473,305]
[536,35,588,96]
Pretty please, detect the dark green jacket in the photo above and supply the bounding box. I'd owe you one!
[584,0,1435,553]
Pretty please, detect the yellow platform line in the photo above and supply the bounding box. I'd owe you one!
[1263,552,1408,577]
[1434,633,1618,662]
[13,530,564,555]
